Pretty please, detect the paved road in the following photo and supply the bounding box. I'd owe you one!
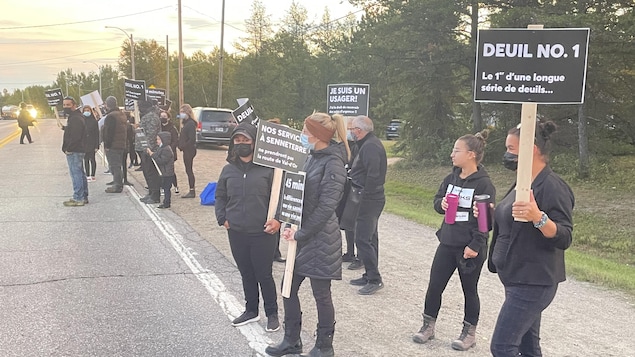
[1,118,634,357]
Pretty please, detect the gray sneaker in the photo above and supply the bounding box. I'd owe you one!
[231,311,260,327]
[266,314,280,332]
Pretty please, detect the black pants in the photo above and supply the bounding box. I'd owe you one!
[355,197,385,283]
[284,274,334,329]
[423,243,486,326]
[182,148,196,190]
[141,151,161,200]
[344,229,355,256]
[129,149,138,165]
[121,150,129,182]
[228,229,278,317]
[161,175,174,206]
[106,148,125,189]
[84,150,97,177]
[20,127,32,144]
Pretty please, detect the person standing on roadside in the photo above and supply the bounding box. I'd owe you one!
[412,130,495,351]
[348,115,388,295]
[177,104,197,198]
[61,96,87,206]
[338,116,361,269]
[136,100,162,204]
[147,132,175,209]
[160,111,180,194]
[266,112,349,357]
[215,122,282,333]
[82,105,100,182]
[488,121,574,357]
[102,96,128,193]
[17,102,35,144]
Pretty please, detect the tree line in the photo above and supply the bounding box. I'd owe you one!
[2,0,633,177]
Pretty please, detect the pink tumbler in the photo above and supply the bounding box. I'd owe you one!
[475,194,490,233]
[444,193,460,224]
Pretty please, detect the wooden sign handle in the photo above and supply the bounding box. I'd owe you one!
[281,224,298,298]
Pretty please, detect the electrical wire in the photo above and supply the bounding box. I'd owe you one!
[0,6,173,30]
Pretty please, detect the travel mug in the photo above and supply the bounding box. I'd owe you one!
[444,193,459,224]
[475,194,490,233]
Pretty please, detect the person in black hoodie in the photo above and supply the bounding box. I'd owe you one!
[412,130,495,351]
[61,96,87,206]
[160,111,180,194]
[17,102,35,144]
[266,112,350,357]
[488,121,574,357]
[81,105,100,182]
[102,96,128,193]
[177,104,197,198]
[215,122,281,332]
[147,131,175,209]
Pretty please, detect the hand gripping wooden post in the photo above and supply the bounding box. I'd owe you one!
[266,168,297,298]
[514,24,543,221]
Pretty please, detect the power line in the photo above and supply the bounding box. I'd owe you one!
[0,47,121,67]
[0,6,172,30]
[0,37,114,45]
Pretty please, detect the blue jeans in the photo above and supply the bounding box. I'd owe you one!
[66,152,88,201]
[491,283,558,357]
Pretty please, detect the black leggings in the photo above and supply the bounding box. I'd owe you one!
[84,150,96,177]
[284,274,334,329]
[423,243,486,325]
[20,127,32,144]
[182,149,196,189]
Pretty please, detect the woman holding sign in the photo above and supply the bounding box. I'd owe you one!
[487,121,574,356]
[215,122,282,332]
[266,112,349,357]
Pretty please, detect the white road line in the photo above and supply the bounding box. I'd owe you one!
[128,185,272,356]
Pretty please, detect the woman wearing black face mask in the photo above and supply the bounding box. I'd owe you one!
[215,121,282,333]
[486,121,574,357]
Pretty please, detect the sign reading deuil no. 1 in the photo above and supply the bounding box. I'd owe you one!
[124,79,147,101]
[45,88,63,107]
[474,28,590,104]
[253,121,308,173]
[327,83,370,116]
[279,171,306,228]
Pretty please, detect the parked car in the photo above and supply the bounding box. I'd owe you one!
[385,119,402,140]
[193,107,237,146]
[1,105,19,120]
[25,104,37,118]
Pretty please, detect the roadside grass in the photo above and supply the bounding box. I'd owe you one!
[384,154,635,297]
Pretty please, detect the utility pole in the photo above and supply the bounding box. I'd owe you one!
[178,0,184,107]
[166,35,170,101]
[217,0,225,107]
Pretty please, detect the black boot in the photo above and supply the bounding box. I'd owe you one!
[301,323,335,357]
[265,318,302,356]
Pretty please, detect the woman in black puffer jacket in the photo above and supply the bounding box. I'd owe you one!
[266,112,349,357]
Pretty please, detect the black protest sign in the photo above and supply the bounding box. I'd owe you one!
[253,121,308,173]
[134,128,149,150]
[232,98,259,126]
[474,28,590,104]
[146,88,166,105]
[45,88,63,106]
[327,83,370,116]
[124,79,146,101]
[279,171,305,228]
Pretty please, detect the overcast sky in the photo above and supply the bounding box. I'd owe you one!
[0,0,361,91]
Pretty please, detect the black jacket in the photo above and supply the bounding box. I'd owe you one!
[178,118,197,152]
[293,141,347,280]
[434,165,496,252]
[84,114,100,152]
[151,132,175,177]
[62,110,86,153]
[17,110,34,129]
[488,166,574,286]
[349,132,386,199]
[103,109,128,150]
[161,121,179,160]
[215,160,275,234]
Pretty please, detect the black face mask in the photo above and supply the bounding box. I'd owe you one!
[502,152,519,171]
[235,143,253,158]
[63,107,72,116]
[160,117,169,124]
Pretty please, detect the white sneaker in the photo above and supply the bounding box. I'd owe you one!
[174,187,180,195]
[86,176,93,182]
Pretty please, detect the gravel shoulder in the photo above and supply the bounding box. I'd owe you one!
[129,145,635,356]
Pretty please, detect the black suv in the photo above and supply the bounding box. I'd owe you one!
[385,119,402,140]
[194,107,237,146]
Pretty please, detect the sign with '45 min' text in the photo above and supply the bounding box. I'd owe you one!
[474,28,590,104]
